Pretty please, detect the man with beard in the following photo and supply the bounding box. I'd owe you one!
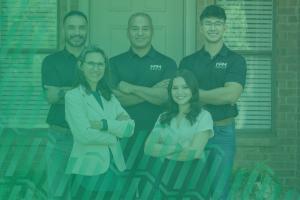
[110,13,177,199]
[41,11,88,199]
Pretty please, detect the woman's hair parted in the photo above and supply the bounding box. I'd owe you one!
[73,44,113,101]
[160,69,202,126]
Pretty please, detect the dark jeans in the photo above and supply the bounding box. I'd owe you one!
[46,128,73,200]
[205,121,236,200]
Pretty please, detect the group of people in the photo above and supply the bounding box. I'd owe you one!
[42,5,246,200]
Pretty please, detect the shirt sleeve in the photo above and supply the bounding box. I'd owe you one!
[41,56,61,91]
[151,114,164,143]
[194,111,214,138]
[65,91,118,146]
[106,95,135,138]
[109,58,119,88]
[225,55,247,89]
[162,59,177,80]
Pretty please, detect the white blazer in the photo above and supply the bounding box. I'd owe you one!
[65,85,135,176]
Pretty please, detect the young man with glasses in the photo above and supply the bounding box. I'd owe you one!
[41,10,88,200]
[110,13,177,199]
[179,5,247,200]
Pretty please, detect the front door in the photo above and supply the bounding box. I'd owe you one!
[89,0,184,65]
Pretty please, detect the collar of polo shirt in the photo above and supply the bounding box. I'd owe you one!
[199,43,229,58]
[128,45,156,59]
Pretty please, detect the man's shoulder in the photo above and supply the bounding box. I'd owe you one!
[109,51,128,62]
[181,50,200,63]
[226,47,245,61]
[154,50,175,62]
[43,50,63,63]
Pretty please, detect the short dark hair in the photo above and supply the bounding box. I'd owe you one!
[63,10,88,25]
[160,69,202,126]
[73,44,113,101]
[127,12,153,29]
[200,5,226,23]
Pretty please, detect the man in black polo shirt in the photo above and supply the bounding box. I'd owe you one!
[110,13,177,200]
[179,5,247,200]
[41,11,88,200]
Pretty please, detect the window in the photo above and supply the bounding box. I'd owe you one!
[0,0,58,129]
[217,0,274,132]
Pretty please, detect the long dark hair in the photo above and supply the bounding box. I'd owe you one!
[73,44,113,101]
[160,69,202,126]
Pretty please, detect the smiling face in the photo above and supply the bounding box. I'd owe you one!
[171,77,192,106]
[127,15,154,50]
[200,17,227,44]
[63,15,88,47]
[79,52,105,90]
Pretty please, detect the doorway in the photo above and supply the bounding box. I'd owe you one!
[87,0,190,65]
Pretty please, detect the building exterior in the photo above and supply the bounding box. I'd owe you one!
[0,0,299,198]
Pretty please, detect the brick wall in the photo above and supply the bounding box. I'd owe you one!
[196,0,300,194]
[275,0,299,193]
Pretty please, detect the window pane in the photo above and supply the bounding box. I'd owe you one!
[0,53,50,129]
[218,0,272,51]
[1,0,57,49]
[235,56,272,129]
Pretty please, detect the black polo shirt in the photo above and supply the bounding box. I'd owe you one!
[109,46,177,128]
[41,47,77,128]
[179,44,247,121]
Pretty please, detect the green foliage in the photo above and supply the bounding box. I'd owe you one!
[230,165,286,200]
[1,167,47,200]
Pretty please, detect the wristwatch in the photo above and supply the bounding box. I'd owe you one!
[58,89,65,99]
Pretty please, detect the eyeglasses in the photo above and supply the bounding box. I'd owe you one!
[83,61,106,69]
[202,21,224,29]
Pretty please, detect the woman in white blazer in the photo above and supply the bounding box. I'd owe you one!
[65,44,135,199]
[144,69,214,200]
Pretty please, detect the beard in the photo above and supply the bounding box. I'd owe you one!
[65,34,87,47]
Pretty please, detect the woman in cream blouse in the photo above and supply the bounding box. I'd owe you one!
[144,69,214,200]
[65,44,135,199]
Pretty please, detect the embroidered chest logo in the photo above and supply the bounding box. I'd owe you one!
[215,62,227,69]
[150,65,161,70]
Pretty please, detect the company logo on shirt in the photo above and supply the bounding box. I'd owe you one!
[215,62,227,69]
[150,65,161,70]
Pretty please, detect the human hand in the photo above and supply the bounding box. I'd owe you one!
[44,85,60,103]
[153,79,170,88]
[181,140,192,149]
[117,81,135,94]
[89,121,103,130]
[116,112,131,121]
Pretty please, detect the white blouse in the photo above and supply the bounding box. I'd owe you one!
[152,109,214,159]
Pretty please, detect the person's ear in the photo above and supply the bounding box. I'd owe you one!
[78,61,82,71]
[62,26,65,36]
[126,28,129,39]
[151,28,154,38]
[224,24,227,32]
